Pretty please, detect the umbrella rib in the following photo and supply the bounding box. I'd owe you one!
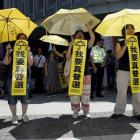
[9,18,29,20]
[106,16,121,28]
[0,15,6,20]
[7,22,9,42]
[8,9,13,19]
[126,15,138,24]
[1,21,7,42]
[10,20,23,34]
[7,9,12,41]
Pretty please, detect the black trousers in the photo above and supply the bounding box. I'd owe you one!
[91,63,104,97]
[35,67,44,91]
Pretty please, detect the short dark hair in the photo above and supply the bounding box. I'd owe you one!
[121,24,135,38]
[16,33,27,40]
[96,38,104,44]
[74,30,85,39]
[48,50,54,58]
[107,49,112,54]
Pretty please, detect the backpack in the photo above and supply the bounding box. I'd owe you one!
[64,56,72,77]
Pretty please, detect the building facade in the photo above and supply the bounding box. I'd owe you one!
[3,0,140,26]
[3,0,140,55]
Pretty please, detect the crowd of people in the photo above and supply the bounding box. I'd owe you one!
[0,23,140,125]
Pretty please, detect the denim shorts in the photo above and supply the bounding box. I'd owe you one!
[6,78,29,105]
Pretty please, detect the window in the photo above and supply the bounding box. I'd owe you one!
[20,1,25,14]
[47,0,56,6]
[14,0,18,8]
[38,0,44,9]
[27,0,33,15]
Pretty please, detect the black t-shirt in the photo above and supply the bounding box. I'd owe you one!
[118,40,130,71]
[7,51,29,79]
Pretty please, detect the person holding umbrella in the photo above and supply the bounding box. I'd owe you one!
[66,23,95,118]
[111,24,140,120]
[4,33,33,125]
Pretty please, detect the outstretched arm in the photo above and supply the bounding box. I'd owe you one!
[86,23,95,49]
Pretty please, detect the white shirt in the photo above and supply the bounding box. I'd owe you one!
[33,55,46,68]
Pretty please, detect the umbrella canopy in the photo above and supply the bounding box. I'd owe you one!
[40,35,69,46]
[0,8,37,43]
[95,9,140,36]
[41,8,100,35]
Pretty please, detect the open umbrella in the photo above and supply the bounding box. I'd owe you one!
[41,8,100,36]
[40,35,69,46]
[0,8,37,42]
[95,9,140,36]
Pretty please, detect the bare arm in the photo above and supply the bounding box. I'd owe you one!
[86,23,95,49]
[4,44,12,65]
[66,41,73,60]
[116,40,129,59]
[53,45,64,58]
[26,46,33,66]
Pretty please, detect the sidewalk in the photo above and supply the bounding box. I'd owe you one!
[0,90,140,140]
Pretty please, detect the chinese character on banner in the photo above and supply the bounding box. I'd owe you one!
[12,40,28,96]
[58,63,67,88]
[126,35,140,93]
[69,39,87,96]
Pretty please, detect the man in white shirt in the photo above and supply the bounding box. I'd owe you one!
[90,39,106,98]
[33,48,46,93]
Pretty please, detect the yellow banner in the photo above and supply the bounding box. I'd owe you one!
[126,35,140,93]
[69,39,87,96]
[58,63,67,88]
[12,40,28,96]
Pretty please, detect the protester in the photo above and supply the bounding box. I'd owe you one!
[111,24,140,120]
[33,48,45,93]
[106,49,116,88]
[44,50,58,96]
[90,39,106,99]
[66,23,95,118]
[4,33,33,125]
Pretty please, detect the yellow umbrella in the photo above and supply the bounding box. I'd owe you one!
[0,8,37,42]
[95,9,140,36]
[41,8,100,35]
[40,35,69,46]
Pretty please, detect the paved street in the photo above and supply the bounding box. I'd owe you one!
[0,90,140,140]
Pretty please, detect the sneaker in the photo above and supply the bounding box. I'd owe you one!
[12,115,18,125]
[22,114,29,123]
[84,112,91,118]
[73,111,78,119]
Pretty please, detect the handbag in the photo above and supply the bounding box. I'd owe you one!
[64,56,72,77]
[0,64,9,82]
[31,56,43,79]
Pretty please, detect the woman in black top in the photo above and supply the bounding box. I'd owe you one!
[4,33,33,125]
[66,23,95,118]
[111,24,140,120]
